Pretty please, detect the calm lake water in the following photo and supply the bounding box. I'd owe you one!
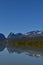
[0,44,43,65]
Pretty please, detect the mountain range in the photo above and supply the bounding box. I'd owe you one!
[0,30,43,41]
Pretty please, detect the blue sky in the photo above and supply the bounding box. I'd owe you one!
[0,0,43,36]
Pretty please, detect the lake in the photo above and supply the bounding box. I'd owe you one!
[0,43,43,65]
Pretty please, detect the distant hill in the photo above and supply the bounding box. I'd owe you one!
[0,33,5,41]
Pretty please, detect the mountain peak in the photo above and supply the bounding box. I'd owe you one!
[7,32,15,38]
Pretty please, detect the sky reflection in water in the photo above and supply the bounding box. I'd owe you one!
[0,44,43,65]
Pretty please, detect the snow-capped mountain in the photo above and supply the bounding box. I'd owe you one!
[25,30,43,37]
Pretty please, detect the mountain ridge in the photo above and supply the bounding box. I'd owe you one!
[0,30,43,40]
[7,30,43,39]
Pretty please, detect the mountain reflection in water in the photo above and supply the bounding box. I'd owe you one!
[0,43,43,58]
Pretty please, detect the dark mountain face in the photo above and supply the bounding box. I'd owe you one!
[7,32,15,38]
[0,33,5,41]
